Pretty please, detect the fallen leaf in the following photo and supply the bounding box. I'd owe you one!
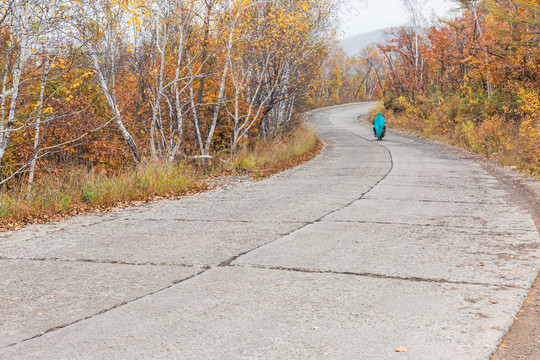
[395,346,408,353]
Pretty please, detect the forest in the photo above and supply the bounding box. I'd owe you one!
[0,0,341,224]
[0,0,340,184]
[325,0,540,174]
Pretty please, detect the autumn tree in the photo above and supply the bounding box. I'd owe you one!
[0,0,343,187]
[70,0,143,162]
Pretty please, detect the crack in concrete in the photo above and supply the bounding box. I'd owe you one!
[378,183,485,190]
[387,174,494,180]
[0,256,198,268]
[322,219,535,233]
[234,264,528,290]
[218,222,313,267]
[361,197,502,205]
[122,218,305,225]
[0,268,210,350]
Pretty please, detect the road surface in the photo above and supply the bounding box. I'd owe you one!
[1,103,539,359]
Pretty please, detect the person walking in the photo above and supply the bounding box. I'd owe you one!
[373,112,386,140]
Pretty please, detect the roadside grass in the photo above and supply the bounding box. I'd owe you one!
[216,125,321,178]
[0,126,321,230]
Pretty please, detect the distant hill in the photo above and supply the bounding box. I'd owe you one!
[341,28,390,55]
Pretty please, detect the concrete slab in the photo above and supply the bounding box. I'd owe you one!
[382,174,498,189]
[0,267,526,360]
[326,198,536,231]
[119,186,368,223]
[364,183,509,204]
[0,220,300,267]
[234,221,540,287]
[0,259,200,348]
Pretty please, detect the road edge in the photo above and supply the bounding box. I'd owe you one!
[358,114,540,359]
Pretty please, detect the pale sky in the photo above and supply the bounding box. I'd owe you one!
[340,0,458,38]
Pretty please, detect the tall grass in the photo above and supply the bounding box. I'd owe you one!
[215,125,320,177]
[1,126,320,229]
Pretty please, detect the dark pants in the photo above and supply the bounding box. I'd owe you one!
[373,125,386,138]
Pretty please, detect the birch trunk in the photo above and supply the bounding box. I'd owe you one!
[0,63,9,147]
[150,22,168,160]
[169,28,186,162]
[188,52,205,155]
[0,3,29,164]
[202,17,236,156]
[28,59,49,191]
[91,53,142,162]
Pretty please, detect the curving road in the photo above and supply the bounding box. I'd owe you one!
[1,103,539,359]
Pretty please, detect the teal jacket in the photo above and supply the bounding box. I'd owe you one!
[374,112,385,138]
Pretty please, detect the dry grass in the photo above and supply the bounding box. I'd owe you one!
[0,126,321,230]
[214,125,321,178]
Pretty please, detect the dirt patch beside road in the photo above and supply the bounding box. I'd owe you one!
[483,162,540,360]
[492,274,540,360]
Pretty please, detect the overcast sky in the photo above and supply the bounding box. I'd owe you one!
[340,0,458,38]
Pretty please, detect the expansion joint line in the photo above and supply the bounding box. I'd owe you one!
[0,256,197,268]
[231,263,528,290]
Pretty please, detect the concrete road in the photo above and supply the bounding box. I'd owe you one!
[1,103,539,359]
